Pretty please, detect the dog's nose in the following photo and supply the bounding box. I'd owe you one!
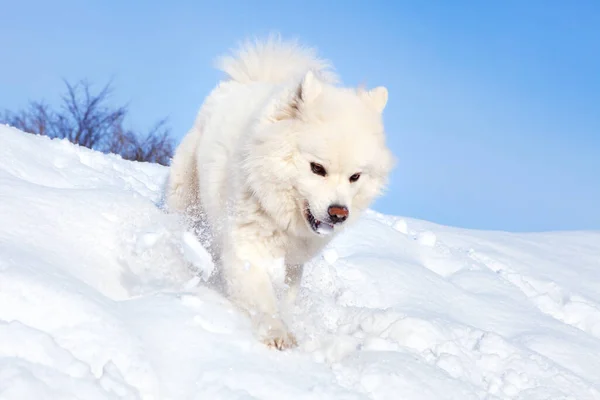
[328,204,349,224]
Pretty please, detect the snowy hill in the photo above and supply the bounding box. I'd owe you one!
[1,125,600,400]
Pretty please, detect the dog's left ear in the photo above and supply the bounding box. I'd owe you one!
[360,86,388,113]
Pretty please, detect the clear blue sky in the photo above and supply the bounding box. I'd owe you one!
[2,0,599,232]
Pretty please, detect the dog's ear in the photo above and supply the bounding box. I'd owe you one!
[360,86,388,113]
[298,70,322,105]
[274,70,323,121]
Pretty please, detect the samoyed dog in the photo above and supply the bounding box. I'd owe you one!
[167,36,394,349]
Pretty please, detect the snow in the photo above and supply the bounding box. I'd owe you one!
[417,230,437,247]
[1,124,600,399]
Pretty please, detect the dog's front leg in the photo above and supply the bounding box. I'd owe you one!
[221,231,297,350]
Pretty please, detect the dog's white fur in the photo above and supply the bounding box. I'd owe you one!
[167,36,394,349]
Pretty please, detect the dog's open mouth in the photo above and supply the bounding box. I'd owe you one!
[304,206,334,235]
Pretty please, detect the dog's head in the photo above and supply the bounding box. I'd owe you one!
[245,71,395,238]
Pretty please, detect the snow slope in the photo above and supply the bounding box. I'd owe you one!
[1,125,600,400]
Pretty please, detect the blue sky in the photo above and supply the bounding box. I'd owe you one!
[2,0,599,232]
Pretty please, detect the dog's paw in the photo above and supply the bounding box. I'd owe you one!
[255,315,298,350]
[263,331,298,350]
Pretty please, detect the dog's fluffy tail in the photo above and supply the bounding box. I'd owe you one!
[215,34,338,85]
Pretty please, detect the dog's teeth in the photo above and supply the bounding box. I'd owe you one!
[317,223,334,235]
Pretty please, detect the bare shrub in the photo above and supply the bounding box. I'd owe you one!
[1,79,174,166]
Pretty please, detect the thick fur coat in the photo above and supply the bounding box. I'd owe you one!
[167,36,394,349]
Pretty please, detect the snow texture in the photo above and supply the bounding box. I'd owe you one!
[1,125,600,399]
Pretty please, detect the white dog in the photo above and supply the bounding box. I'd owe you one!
[166,36,394,349]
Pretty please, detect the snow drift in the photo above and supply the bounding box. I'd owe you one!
[1,125,600,399]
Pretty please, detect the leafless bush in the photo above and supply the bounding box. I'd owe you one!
[108,119,174,166]
[1,79,174,166]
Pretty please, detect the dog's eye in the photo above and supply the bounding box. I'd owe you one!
[310,162,327,176]
[349,173,361,183]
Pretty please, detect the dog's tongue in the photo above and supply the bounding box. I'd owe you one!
[316,221,334,235]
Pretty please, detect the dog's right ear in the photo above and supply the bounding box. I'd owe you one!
[274,70,322,121]
[298,70,322,105]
